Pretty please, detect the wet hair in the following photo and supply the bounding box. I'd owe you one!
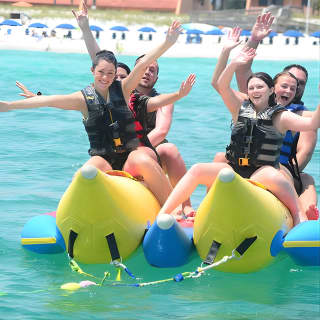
[283,64,308,82]
[247,72,277,107]
[117,62,131,75]
[135,54,159,75]
[92,50,117,70]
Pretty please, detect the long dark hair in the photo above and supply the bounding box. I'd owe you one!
[247,72,277,107]
[92,50,117,70]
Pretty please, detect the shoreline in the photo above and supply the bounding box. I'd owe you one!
[0,25,320,60]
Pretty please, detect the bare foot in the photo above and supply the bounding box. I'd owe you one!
[305,204,319,220]
[182,205,196,217]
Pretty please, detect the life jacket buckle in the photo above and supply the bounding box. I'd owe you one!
[238,157,250,166]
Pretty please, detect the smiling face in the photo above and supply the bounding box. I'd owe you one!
[274,74,298,107]
[247,77,274,110]
[91,59,116,92]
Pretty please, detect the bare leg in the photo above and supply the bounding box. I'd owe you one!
[123,148,172,206]
[213,151,227,163]
[250,166,308,226]
[156,143,194,215]
[159,162,231,215]
[81,156,112,171]
[299,173,319,220]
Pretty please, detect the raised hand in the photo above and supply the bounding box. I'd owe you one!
[224,26,242,50]
[178,74,196,98]
[233,46,256,65]
[16,81,36,98]
[251,12,274,41]
[165,20,182,46]
[72,0,89,29]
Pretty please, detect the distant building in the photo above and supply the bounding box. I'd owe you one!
[0,0,310,14]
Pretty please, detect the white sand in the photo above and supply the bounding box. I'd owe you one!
[0,22,319,60]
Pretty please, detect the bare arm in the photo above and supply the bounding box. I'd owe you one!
[236,12,274,93]
[148,105,173,147]
[217,47,256,119]
[274,106,320,133]
[211,26,242,93]
[72,0,100,62]
[146,74,195,112]
[296,130,318,170]
[0,92,87,116]
[121,21,182,103]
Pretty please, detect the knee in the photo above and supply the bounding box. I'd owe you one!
[188,163,205,178]
[213,152,226,163]
[157,143,180,160]
[126,150,154,171]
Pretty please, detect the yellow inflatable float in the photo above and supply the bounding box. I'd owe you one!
[56,165,160,264]
[194,168,293,273]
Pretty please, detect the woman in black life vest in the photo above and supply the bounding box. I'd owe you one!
[158,46,320,226]
[0,21,192,207]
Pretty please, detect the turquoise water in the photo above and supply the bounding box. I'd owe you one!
[0,50,319,319]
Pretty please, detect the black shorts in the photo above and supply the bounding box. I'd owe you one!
[101,152,130,170]
[227,162,260,179]
[281,163,303,195]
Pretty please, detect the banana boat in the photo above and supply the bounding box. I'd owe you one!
[194,168,293,273]
[21,166,319,272]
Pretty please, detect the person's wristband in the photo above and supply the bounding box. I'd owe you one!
[37,91,42,96]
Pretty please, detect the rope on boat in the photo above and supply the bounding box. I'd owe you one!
[61,250,240,290]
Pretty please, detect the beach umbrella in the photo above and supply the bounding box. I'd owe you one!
[90,25,103,32]
[56,23,76,30]
[138,27,156,33]
[283,30,304,37]
[110,26,129,32]
[205,29,224,36]
[186,29,204,35]
[268,31,278,38]
[28,22,48,29]
[12,1,32,7]
[0,19,22,26]
[310,31,320,38]
[182,23,218,33]
[221,27,232,35]
[241,29,251,36]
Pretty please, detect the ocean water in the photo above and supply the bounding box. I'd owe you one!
[0,50,319,320]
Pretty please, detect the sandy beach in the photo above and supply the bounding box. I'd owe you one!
[0,19,319,60]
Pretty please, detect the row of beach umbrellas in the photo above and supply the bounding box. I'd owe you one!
[1,19,320,38]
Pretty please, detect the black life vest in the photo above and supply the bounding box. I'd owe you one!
[82,81,139,158]
[226,101,286,169]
